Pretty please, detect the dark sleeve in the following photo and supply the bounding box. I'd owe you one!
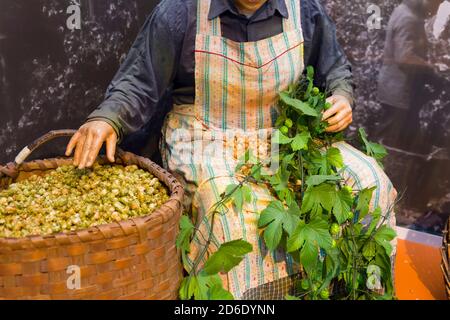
[392,16,443,88]
[87,1,184,141]
[302,0,355,106]
[393,17,432,70]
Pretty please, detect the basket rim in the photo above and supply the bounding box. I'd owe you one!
[0,152,184,245]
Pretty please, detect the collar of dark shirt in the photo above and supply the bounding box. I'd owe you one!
[208,0,289,21]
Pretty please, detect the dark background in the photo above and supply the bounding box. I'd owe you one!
[0,0,449,235]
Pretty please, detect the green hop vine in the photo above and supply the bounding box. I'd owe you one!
[177,66,396,300]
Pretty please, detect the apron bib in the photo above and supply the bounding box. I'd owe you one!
[160,0,397,299]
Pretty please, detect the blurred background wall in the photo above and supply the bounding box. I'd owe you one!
[0,0,449,235]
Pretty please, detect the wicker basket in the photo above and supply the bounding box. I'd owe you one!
[0,130,184,300]
[442,218,449,300]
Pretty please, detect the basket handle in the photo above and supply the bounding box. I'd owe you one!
[14,129,78,166]
[0,129,125,178]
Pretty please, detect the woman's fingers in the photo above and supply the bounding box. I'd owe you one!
[66,121,118,168]
[106,134,117,163]
[322,103,340,121]
[73,134,86,167]
[326,104,352,126]
[78,131,94,169]
[323,95,353,132]
[325,113,353,132]
[85,134,104,168]
[65,131,80,157]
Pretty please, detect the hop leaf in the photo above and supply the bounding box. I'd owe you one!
[225,184,252,213]
[301,184,352,223]
[258,200,301,250]
[301,184,335,216]
[280,92,319,117]
[272,129,293,145]
[332,187,353,224]
[326,147,344,170]
[209,284,234,300]
[311,147,344,175]
[356,187,376,221]
[373,225,396,256]
[287,218,333,253]
[305,175,341,187]
[291,131,311,151]
[359,128,387,165]
[203,239,253,275]
[287,218,333,274]
[176,215,195,252]
[179,273,234,300]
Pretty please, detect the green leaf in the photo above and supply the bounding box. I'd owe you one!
[359,128,388,164]
[362,240,377,260]
[235,149,258,172]
[250,165,262,181]
[284,202,303,236]
[291,131,311,151]
[374,250,394,294]
[176,215,195,253]
[326,147,344,169]
[242,149,258,164]
[258,201,300,249]
[243,185,253,202]
[203,273,234,300]
[287,218,333,253]
[306,65,314,80]
[273,129,293,145]
[209,284,234,300]
[309,152,328,175]
[310,147,343,175]
[203,239,253,275]
[366,207,382,236]
[301,184,352,224]
[179,276,192,300]
[356,187,376,221]
[208,277,235,300]
[285,294,301,300]
[373,225,396,256]
[225,184,242,213]
[225,184,252,213]
[263,220,283,251]
[301,184,335,216]
[284,203,302,236]
[286,220,306,252]
[305,175,341,187]
[268,154,294,203]
[332,187,353,224]
[179,273,235,300]
[322,248,341,290]
[280,92,319,117]
[179,275,207,300]
[300,240,319,274]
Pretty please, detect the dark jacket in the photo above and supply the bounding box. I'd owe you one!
[377,0,437,109]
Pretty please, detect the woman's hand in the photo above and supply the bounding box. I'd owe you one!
[65,121,117,169]
[322,95,353,133]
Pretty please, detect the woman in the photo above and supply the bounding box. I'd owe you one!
[66,0,397,299]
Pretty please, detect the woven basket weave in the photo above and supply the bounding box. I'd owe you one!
[442,218,449,300]
[0,130,184,300]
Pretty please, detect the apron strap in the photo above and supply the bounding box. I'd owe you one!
[283,0,302,32]
[197,0,302,36]
[197,0,221,36]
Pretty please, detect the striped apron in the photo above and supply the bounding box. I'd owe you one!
[160,0,397,299]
